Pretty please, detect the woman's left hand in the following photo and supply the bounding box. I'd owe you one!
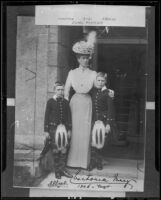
[67,130,72,138]
[105,124,111,134]
[108,89,114,98]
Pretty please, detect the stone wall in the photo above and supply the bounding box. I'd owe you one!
[14,17,70,177]
[47,25,70,99]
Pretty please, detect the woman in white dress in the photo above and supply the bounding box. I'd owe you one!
[64,41,97,169]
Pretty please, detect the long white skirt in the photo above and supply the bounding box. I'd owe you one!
[67,93,92,169]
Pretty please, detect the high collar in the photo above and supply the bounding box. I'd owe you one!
[53,95,63,101]
[78,65,89,72]
[95,86,107,92]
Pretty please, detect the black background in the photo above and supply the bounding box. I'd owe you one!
[1,1,160,198]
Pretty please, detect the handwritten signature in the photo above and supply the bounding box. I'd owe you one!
[48,180,68,188]
[48,173,136,190]
[70,173,136,189]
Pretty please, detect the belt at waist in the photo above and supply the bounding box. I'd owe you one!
[74,93,90,96]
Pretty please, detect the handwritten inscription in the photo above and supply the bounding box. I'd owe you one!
[47,173,137,190]
[57,16,116,25]
[48,180,68,188]
[113,173,136,189]
[72,20,103,25]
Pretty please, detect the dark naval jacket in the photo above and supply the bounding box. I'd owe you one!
[90,86,115,125]
[44,96,72,133]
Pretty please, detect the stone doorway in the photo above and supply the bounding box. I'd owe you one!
[95,41,146,160]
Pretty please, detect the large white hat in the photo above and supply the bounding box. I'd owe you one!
[72,41,94,55]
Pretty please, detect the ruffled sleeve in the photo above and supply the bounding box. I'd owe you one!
[64,70,72,101]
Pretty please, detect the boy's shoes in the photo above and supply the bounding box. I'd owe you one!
[55,172,61,179]
[55,169,72,179]
[87,163,96,171]
[87,165,93,171]
[61,169,73,178]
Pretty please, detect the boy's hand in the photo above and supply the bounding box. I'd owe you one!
[44,132,49,138]
[108,89,114,98]
[105,124,111,134]
[67,130,72,138]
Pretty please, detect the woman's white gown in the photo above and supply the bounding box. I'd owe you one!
[64,67,97,169]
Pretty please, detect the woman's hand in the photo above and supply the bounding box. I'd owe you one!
[64,96,69,101]
[44,132,49,138]
[108,89,115,98]
[105,124,111,134]
[67,130,72,139]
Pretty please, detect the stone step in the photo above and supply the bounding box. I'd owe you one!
[115,99,137,106]
[117,107,130,113]
[116,102,131,107]
[117,122,129,128]
[119,87,136,91]
[118,125,128,131]
[117,122,128,131]
[116,104,131,109]
[117,91,136,96]
[116,93,136,98]
[14,134,46,150]
[14,149,41,161]
[119,130,128,135]
[116,114,129,122]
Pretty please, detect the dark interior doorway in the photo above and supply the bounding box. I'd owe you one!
[97,43,146,160]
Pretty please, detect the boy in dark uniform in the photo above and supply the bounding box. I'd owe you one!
[39,81,72,179]
[89,72,118,171]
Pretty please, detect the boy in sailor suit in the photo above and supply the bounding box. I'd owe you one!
[89,72,116,171]
[39,82,72,179]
